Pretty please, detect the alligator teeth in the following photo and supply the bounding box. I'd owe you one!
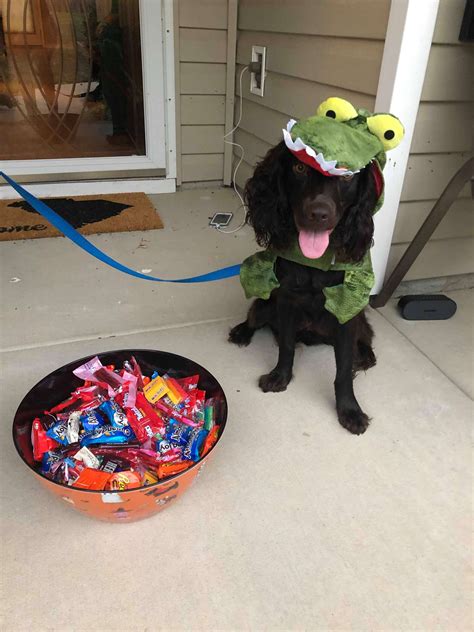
[283,119,359,177]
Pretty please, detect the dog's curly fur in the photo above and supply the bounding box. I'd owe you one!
[229,141,380,435]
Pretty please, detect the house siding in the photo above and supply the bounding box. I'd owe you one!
[232,0,391,192]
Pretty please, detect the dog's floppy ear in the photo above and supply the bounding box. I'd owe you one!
[333,165,378,263]
[244,141,293,250]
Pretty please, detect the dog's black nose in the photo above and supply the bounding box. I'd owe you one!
[309,208,329,223]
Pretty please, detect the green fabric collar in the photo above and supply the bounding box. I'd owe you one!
[239,240,375,324]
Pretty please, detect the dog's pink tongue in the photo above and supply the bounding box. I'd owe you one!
[298,229,331,259]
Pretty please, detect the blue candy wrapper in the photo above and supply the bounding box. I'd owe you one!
[156,438,173,455]
[46,420,69,445]
[80,409,105,433]
[41,451,63,473]
[165,419,192,447]
[99,399,128,428]
[80,424,136,447]
[183,427,208,461]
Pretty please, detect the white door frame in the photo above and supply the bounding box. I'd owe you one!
[371,0,440,294]
[0,0,177,198]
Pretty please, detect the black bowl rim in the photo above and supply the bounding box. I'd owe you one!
[12,348,228,494]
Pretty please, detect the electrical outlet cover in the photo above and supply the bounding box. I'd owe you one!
[250,45,266,97]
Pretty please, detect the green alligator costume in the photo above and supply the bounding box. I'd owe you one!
[240,97,404,324]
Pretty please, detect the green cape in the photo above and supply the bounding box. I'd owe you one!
[240,241,374,325]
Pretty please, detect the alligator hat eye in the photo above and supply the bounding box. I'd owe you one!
[316,97,358,122]
[367,114,404,151]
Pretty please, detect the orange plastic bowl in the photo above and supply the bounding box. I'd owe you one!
[12,349,227,523]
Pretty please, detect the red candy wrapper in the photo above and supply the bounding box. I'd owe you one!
[32,418,59,460]
[124,393,166,443]
[176,375,199,392]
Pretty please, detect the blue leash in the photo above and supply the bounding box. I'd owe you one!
[0,171,241,284]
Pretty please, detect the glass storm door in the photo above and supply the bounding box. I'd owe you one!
[0,0,166,179]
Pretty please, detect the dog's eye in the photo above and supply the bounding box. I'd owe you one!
[341,173,355,182]
[293,163,308,176]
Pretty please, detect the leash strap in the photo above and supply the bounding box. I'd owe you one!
[0,172,241,284]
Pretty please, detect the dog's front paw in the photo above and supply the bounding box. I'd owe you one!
[228,322,254,347]
[337,405,370,435]
[258,370,291,393]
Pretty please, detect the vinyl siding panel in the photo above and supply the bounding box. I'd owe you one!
[237,99,288,146]
[237,0,390,39]
[177,0,228,183]
[179,0,228,29]
[410,102,473,154]
[182,154,224,182]
[392,199,474,244]
[401,153,472,202]
[420,44,474,102]
[182,125,225,154]
[391,0,474,281]
[180,28,227,63]
[181,95,226,125]
[180,63,226,95]
[234,129,272,168]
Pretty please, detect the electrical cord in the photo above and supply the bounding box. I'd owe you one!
[216,65,249,234]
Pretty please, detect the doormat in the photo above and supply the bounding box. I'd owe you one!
[0,192,164,241]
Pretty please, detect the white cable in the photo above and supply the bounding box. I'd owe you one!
[216,65,249,234]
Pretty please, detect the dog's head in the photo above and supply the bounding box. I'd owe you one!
[245,96,406,263]
[245,140,381,263]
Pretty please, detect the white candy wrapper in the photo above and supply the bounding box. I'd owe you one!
[66,411,81,444]
[73,446,100,469]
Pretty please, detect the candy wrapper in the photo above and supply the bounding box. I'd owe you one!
[32,418,59,460]
[143,375,169,404]
[106,471,141,491]
[80,424,136,447]
[73,446,100,469]
[80,409,105,433]
[99,399,128,428]
[125,393,166,443]
[46,419,69,446]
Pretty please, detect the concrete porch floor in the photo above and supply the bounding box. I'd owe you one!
[0,188,472,631]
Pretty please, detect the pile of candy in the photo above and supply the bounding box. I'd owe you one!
[31,356,221,491]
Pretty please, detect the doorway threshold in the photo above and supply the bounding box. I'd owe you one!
[0,176,176,200]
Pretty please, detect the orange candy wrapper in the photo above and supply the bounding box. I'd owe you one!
[73,468,112,490]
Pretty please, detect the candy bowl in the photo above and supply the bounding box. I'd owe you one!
[12,349,227,523]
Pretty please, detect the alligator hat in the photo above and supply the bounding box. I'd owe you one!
[283,95,404,186]
[282,96,404,259]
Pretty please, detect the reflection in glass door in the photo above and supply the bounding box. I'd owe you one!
[0,0,161,167]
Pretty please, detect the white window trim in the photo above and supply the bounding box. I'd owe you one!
[371,0,440,294]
